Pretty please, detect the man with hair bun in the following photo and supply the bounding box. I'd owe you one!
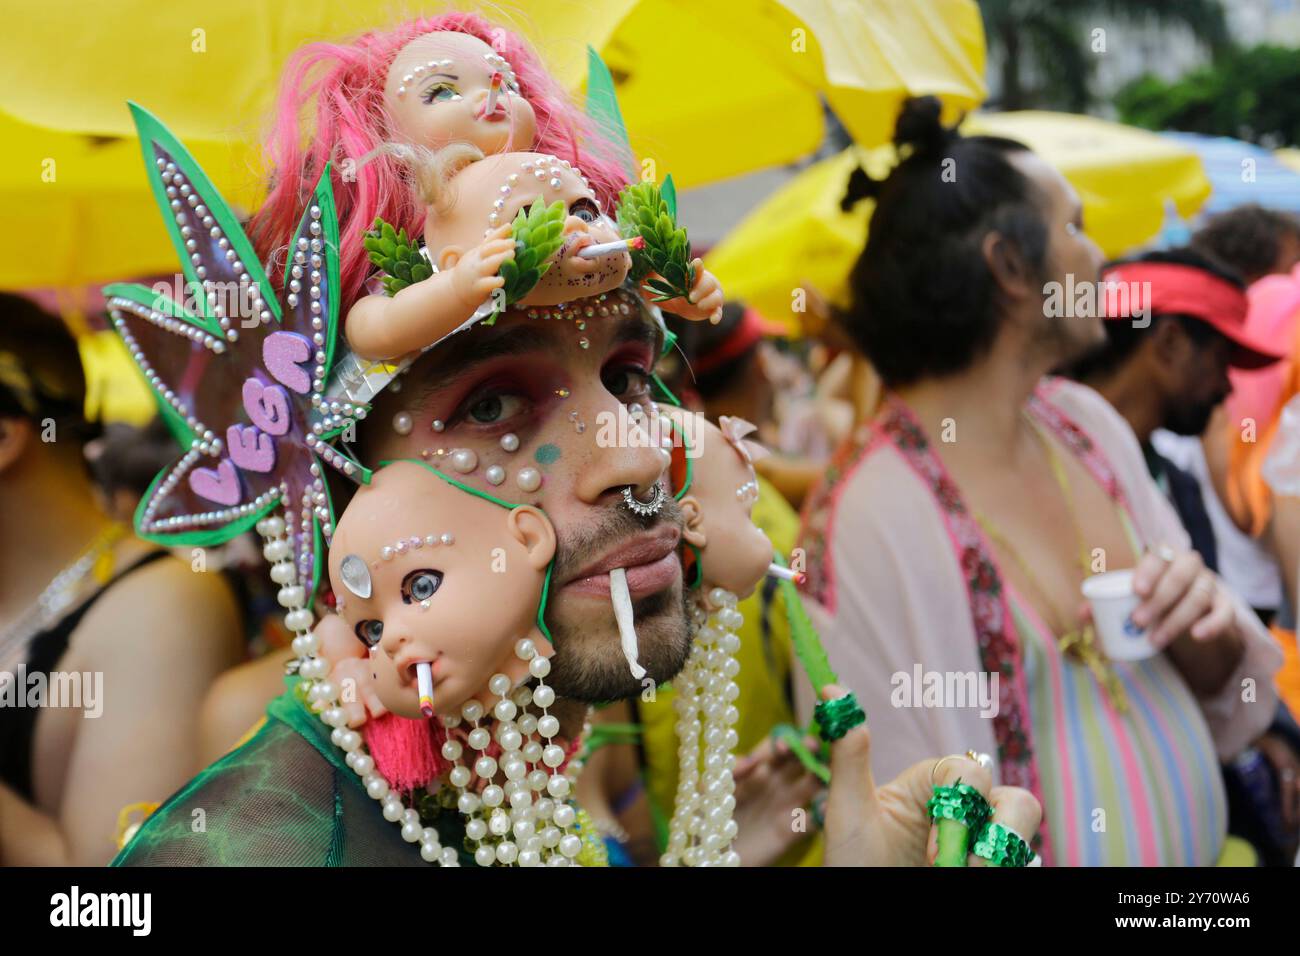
[800,96,1284,866]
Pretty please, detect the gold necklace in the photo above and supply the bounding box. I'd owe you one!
[974,417,1128,712]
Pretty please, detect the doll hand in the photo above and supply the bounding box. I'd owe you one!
[650,259,724,323]
[330,656,389,727]
[451,223,515,309]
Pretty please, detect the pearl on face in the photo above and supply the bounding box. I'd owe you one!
[515,467,541,492]
[431,419,445,432]
[485,465,505,485]
[500,432,519,452]
[392,412,413,435]
[450,448,478,474]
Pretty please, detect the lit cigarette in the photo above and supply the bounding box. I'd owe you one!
[479,71,503,118]
[609,567,646,680]
[768,562,805,585]
[576,236,645,259]
[416,661,435,717]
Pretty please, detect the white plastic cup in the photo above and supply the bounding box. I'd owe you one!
[1080,569,1157,662]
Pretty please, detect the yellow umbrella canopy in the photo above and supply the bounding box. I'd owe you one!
[709,111,1211,333]
[0,109,259,289]
[0,0,985,288]
[0,0,984,187]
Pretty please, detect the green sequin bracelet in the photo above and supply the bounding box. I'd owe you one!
[814,692,866,742]
[971,821,1036,868]
[926,781,992,867]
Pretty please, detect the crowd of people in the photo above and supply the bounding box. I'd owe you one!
[2,12,1300,869]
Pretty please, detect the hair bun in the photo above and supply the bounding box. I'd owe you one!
[892,95,952,158]
[840,165,883,211]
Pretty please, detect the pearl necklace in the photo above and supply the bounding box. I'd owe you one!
[523,288,638,324]
[262,513,592,866]
[661,587,742,867]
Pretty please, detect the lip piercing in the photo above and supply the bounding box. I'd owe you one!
[622,483,666,517]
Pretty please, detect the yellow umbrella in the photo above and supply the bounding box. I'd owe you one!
[709,111,1211,332]
[0,0,984,190]
[0,109,260,289]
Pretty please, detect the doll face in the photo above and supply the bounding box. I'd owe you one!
[385,32,538,157]
[678,416,773,599]
[358,308,690,703]
[328,461,555,718]
[429,151,629,304]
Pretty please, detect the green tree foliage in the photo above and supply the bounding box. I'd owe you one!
[980,0,1229,111]
[1117,44,1300,146]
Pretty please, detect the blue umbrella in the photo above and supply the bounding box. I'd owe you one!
[1158,132,1300,244]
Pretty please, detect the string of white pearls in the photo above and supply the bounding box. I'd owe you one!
[661,588,742,867]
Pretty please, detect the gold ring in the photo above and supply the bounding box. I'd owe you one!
[930,751,987,787]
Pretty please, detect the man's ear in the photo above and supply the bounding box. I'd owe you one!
[0,416,33,475]
[507,505,557,571]
[437,246,464,272]
[982,231,1035,302]
[680,495,707,550]
[1151,316,1188,364]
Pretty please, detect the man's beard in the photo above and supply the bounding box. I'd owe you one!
[542,495,693,702]
[1165,394,1225,437]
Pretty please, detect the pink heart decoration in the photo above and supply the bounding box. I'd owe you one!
[189,457,242,506]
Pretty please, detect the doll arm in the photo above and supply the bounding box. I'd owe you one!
[645,259,724,324]
[345,226,516,360]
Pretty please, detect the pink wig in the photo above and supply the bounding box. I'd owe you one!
[250,12,631,315]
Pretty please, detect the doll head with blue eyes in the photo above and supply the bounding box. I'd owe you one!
[415,149,632,307]
[328,460,557,718]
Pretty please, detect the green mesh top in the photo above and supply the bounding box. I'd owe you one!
[112,688,471,867]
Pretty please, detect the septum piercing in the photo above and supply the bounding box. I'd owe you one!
[621,483,666,517]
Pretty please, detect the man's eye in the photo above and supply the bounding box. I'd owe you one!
[468,393,524,424]
[403,570,443,603]
[355,619,384,648]
[603,366,651,399]
[424,83,460,104]
[570,199,599,224]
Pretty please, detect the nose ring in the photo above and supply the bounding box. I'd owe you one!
[621,482,666,517]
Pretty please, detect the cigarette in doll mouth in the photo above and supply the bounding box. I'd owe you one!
[479,71,504,118]
[576,237,644,259]
[767,562,805,585]
[416,661,435,717]
[609,568,646,680]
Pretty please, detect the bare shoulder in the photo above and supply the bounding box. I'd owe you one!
[73,551,243,666]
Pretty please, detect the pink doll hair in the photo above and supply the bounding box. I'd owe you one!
[250,12,631,315]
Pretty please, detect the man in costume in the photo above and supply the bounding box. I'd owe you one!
[802,96,1283,866]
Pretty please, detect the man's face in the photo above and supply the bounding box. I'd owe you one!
[358,307,689,701]
[1011,151,1108,365]
[1164,324,1233,436]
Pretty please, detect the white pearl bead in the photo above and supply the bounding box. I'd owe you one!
[495,841,519,864]
[468,727,491,750]
[474,755,498,779]
[522,740,543,763]
[462,699,485,721]
[546,775,570,798]
[442,739,463,761]
[553,804,576,828]
[515,467,541,492]
[527,769,549,792]
[457,792,481,814]
[420,842,441,862]
[542,744,566,768]
[529,657,551,679]
[537,715,559,738]
[401,821,422,843]
[269,561,296,584]
[383,801,403,822]
[449,766,471,788]
[494,699,517,722]
[531,684,555,708]
[466,818,487,841]
[515,638,536,660]
[481,785,504,808]
[488,673,511,697]
[450,448,478,473]
[475,845,496,867]
[559,834,582,858]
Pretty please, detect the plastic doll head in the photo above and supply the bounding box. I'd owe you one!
[384,31,537,162]
[251,13,630,314]
[421,150,630,306]
[676,414,773,599]
[328,460,556,718]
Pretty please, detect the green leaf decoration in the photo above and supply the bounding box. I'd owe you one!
[616,180,696,302]
[364,217,430,297]
[500,197,567,307]
[585,46,637,182]
[662,174,678,221]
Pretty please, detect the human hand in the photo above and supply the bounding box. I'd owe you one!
[819,685,1041,866]
[1130,546,1234,649]
[1255,732,1300,833]
[316,612,387,727]
[730,734,823,866]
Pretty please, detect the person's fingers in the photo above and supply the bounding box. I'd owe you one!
[1132,551,1201,630]
[1190,581,1236,641]
[1132,548,1171,598]
[969,786,1042,867]
[695,288,725,314]
[1149,571,1217,647]
[1256,736,1300,830]
[922,754,992,864]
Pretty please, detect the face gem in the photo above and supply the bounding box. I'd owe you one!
[340,554,373,599]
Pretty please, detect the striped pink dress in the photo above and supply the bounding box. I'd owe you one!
[797,378,1282,865]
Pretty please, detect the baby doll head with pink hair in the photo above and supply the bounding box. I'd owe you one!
[250,12,629,313]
